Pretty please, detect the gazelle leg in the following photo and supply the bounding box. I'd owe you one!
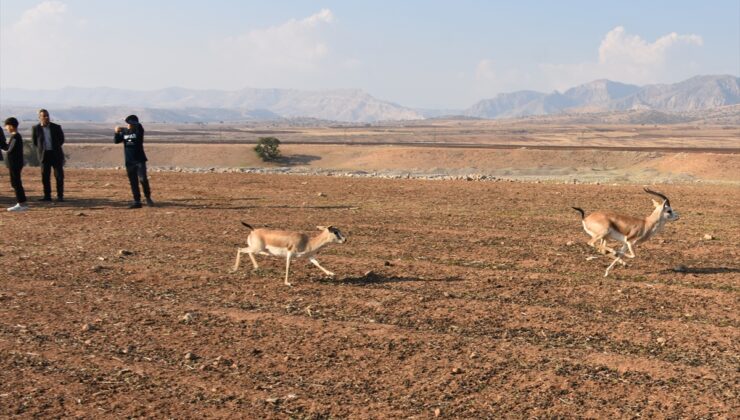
[231,248,247,272]
[284,252,293,286]
[309,257,335,277]
[248,252,259,269]
[589,235,617,256]
[624,241,636,258]
[605,254,624,277]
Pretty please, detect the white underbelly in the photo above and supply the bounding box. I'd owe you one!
[264,245,289,257]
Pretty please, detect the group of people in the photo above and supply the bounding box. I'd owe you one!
[1,110,154,211]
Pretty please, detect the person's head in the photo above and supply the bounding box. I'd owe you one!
[124,114,139,129]
[4,117,19,133]
[38,109,50,126]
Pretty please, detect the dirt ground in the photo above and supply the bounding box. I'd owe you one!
[0,169,738,418]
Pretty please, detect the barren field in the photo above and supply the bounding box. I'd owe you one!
[57,119,740,149]
[65,143,740,185]
[42,120,740,185]
[0,169,738,418]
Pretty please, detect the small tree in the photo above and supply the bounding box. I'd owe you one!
[254,137,281,161]
[23,142,40,167]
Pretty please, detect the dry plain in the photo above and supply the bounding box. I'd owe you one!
[0,119,738,418]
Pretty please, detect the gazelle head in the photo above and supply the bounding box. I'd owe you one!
[645,188,679,221]
[317,225,347,243]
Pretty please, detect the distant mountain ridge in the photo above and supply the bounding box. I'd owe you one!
[0,75,737,122]
[466,75,739,119]
[0,87,423,123]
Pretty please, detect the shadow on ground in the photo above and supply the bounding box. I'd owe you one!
[333,272,464,285]
[668,266,740,275]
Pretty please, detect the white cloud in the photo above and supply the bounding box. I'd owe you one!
[1,1,74,87]
[540,26,704,90]
[17,0,67,26]
[474,59,496,81]
[214,9,335,73]
[598,26,702,66]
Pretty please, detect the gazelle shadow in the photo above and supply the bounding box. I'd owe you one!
[332,273,464,285]
[668,266,740,275]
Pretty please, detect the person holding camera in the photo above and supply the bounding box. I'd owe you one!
[114,115,153,209]
[32,109,66,202]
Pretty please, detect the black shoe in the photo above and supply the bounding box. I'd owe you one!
[128,202,142,209]
[56,197,65,202]
[37,197,52,202]
[145,197,155,207]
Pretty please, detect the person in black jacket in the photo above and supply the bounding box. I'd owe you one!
[31,109,66,202]
[114,115,153,208]
[2,117,28,212]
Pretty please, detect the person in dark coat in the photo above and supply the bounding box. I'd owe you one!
[114,115,153,208]
[2,117,28,212]
[31,109,66,201]
[0,128,5,163]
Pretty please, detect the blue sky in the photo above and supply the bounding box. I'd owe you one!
[1,0,738,108]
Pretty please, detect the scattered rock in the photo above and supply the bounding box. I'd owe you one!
[566,241,575,246]
[317,192,326,197]
[81,323,93,332]
[703,234,714,240]
[76,212,86,217]
[265,397,280,404]
[434,408,441,417]
[91,265,105,272]
[656,337,667,346]
[180,313,194,323]
[384,261,392,267]
[451,367,463,375]
[118,249,134,257]
[285,393,298,401]
[184,352,197,361]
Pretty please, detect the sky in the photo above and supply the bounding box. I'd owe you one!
[1,0,738,108]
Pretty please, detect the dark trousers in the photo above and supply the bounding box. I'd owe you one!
[8,165,27,204]
[126,162,151,203]
[41,153,64,198]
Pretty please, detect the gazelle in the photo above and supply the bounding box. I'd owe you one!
[572,188,679,277]
[231,222,347,286]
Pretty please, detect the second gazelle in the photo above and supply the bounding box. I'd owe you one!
[572,188,679,277]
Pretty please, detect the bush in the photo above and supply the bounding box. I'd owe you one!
[254,137,281,161]
[23,142,40,167]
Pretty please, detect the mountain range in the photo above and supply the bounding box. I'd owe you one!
[0,75,737,123]
[465,75,739,119]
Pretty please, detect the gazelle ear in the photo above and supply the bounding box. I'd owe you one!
[651,198,662,208]
[316,225,327,231]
